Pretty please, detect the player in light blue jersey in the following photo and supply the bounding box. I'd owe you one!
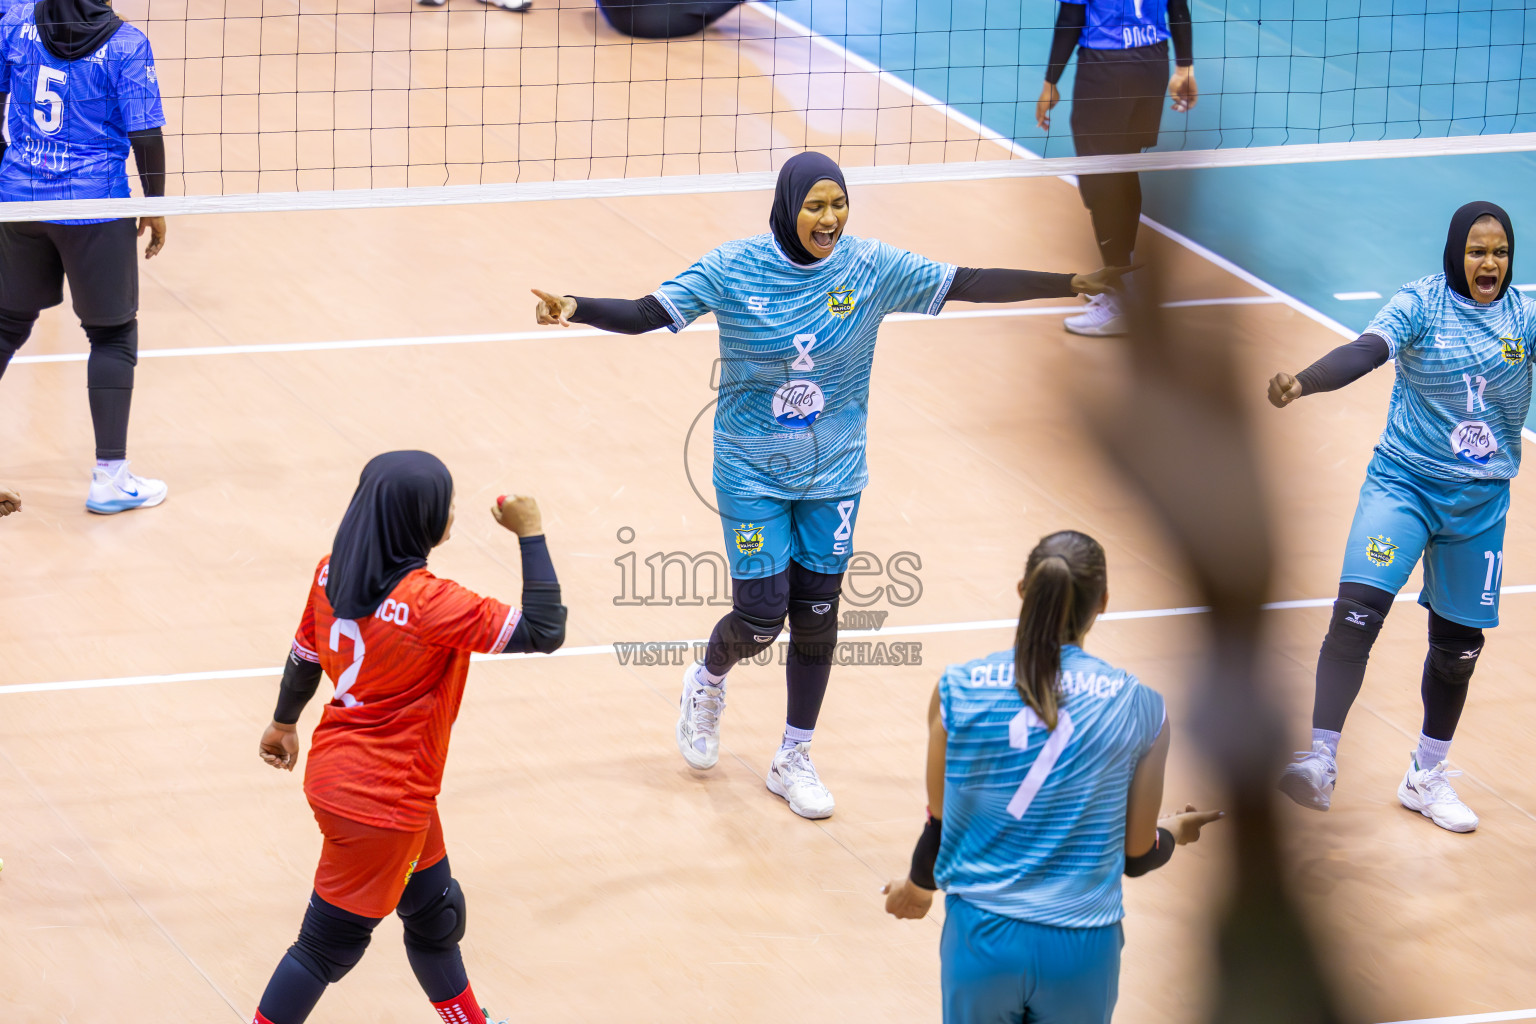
[0,0,169,514]
[1270,202,1533,833]
[531,151,1129,819]
[881,530,1220,1023]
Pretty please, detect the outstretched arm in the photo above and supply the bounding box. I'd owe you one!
[945,265,1134,306]
[1268,332,1390,408]
[532,288,673,335]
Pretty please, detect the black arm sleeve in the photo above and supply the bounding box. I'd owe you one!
[567,295,674,335]
[1124,827,1176,877]
[947,267,1078,305]
[908,814,943,890]
[506,581,567,654]
[1045,3,1087,85]
[1294,333,1390,396]
[272,651,324,725]
[1167,0,1193,68]
[128,127,166,199]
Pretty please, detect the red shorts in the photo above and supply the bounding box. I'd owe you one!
[310,803,446,919]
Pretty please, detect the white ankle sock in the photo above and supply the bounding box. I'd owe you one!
[1415,734,1451,771]
[781,724,813,750]
[1312,728,1341,758]
[697,663,726,687]
[96,458,127,477]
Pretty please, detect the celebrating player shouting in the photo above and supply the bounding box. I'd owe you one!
[531,151,1128,819]
[1272,202,1533,832]
[251,452,566,1024]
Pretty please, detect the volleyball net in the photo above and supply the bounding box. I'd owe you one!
[2,0,1534,220]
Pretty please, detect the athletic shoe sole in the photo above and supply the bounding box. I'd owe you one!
[1277,767,1333,811]
[86,490,168,515]
[1063,317,1128,337]
[765,770,834,820]
[1397,780,1478,833]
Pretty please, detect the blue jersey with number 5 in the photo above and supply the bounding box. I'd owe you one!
[0,3,164,206]
[935,645,1165,928]
[652,233,955,500]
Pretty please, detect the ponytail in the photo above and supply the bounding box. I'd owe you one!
[1013,531,1107,731]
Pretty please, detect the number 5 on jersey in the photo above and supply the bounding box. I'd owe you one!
[34,67,66,135]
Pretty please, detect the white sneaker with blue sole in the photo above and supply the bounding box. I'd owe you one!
[86,463,167,514]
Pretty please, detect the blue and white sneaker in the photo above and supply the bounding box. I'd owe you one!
[86,463,167,515]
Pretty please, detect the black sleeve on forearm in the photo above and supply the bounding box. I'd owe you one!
[1295,333,1390,396]
[128,127,166,199]
[947,267,1078,305]
[1124,827,1176,877]
[1045,3,1087,85]
[1167,0,1194,67]
[908,814,943,890]
[507,581,567,654]
[272,651,323,725]
[567,294,674,335]
[518,534,557,583]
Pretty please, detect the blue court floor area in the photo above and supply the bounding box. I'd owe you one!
[771,0,1536,417]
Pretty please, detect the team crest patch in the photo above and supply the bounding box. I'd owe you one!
[1502,337,1525,365]
[1365,534,1398,568]
[827,288,856,318]
[734,523,764,556]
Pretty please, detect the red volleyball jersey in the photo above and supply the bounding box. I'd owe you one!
[291,557,520,831]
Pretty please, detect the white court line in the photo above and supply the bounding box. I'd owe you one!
[7,584,1536,697]
[1334,290,1383,300]
[1517,284,1535,292]
[1382,1013,1536,1024]
[6,297,1282,365]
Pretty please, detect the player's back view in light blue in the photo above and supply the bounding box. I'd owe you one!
[1273,202,1535,834]
[881,531,1222,1023]
[529,153,1131,823]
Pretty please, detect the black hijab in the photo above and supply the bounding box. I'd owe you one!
[1444,200,1515,303]
[769,151,848,265]
[326,451,454,620]
[35,0,123,62]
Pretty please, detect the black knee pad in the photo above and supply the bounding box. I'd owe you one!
[1426,612,1484,687]
[1320,596,1386,664]
[84,318,138,388]
[718,573,788,657]
[400,876,467,955]
[0,308,36,359]
[288,896,379,984]
[787,594,840,660]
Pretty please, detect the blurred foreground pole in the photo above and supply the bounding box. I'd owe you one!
[1080,260,1350,1024]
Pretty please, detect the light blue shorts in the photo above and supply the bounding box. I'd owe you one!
[716,490,861,579]
[1340,453,1510,628]
[940,894,1123,1024]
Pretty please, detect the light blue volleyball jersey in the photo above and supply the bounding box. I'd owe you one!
[652,233,955,500]
[1364,275,1536,482]
[935,645,1165,929]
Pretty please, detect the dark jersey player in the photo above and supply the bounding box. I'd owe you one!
[1037,0,1197,337]
[251,452,567,1024]
[0,0,169,514]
